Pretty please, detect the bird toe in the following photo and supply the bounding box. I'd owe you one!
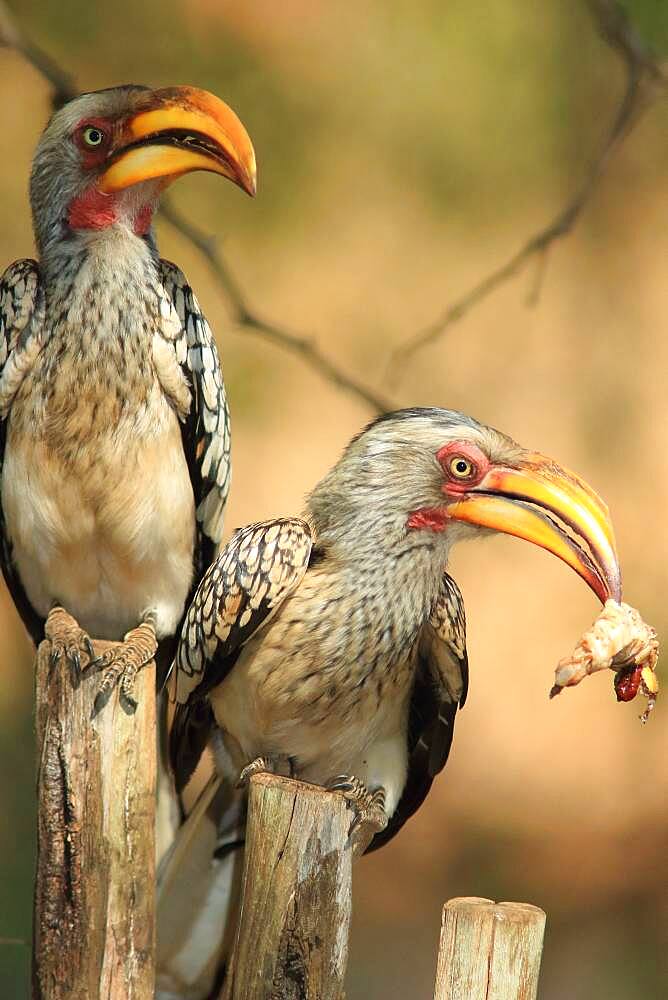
[326,773,388,850]
[45,606,95,676]
[236,755,276,788]
[90,621,157,715]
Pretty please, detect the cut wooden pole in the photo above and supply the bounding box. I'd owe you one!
[221,772,361,1000]
[433,896,546,1000]
[32,633,156,1000]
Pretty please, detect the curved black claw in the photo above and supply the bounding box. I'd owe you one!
[45,606,95,677]
[236,756,276,788]
[90,621,157,716]
[327,774,388,850]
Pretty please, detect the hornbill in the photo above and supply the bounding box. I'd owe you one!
[0,85,255,698]
[159,406,620,997]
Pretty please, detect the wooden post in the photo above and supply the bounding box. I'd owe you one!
[32,635,156,1000]
[433,897,546,1000]
[221,772,362,1000]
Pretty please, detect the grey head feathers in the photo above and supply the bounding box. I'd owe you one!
[306,406,524,551]
[29,86,152,262]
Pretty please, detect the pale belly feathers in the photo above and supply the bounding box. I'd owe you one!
[1,235,200,640]
[2,387,195,641]
[209,586,416,815]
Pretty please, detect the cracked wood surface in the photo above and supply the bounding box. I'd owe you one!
[433,897,546,1000]
[32,637,156,999]
[221,773,363,1000]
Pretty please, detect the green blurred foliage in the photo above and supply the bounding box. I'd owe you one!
[620,0,668,54]
[0,695,34,996]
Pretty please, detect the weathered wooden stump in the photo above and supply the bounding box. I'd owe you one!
[32,634,156,1000]
[433,896,546,1000]
[31,635,547,1000]
[221,772,365,1000]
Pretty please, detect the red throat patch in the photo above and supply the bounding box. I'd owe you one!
[133,205,154,235]
[68,188,118,230]
[68,189,154,235]
[406,507,449,532]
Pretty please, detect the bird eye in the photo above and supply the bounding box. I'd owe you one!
[449,456,475,479]
[82,126,105,147]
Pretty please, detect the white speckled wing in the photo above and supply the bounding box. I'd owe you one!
[369,570,469,852]
[0,259,47,644]
[173,518,313,706]
[0,259,45,419]
[158,259,231,573]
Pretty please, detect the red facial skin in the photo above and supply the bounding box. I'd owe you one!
[435,441,491,494]
[406,440,490,532]
[67,117,154,235]
[68,186,118,230]
[406,508,449,531]
[132,205,154,235]
[72,116,114,167]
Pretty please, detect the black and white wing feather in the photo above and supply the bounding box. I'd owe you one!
[368,571,468,851]
[169,518,313,789]
[0,260,46,643]
[158,260,231,579]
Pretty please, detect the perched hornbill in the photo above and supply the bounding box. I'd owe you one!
[159,407,621,997]
[0,85,255,697]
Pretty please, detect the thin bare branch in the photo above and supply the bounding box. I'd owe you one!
[387,0,668,380]
[0,2,75,109]
[2,0,665,409]
[159,201,393,413]
[0,0,392,415]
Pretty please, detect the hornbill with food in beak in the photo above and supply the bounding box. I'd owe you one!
[159,406,621,997]
[0,85,256,698]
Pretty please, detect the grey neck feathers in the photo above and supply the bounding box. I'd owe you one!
[39,230,162,378]
[306,463,452,613]
[37,222,158,288]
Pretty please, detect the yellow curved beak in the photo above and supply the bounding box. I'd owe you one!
[98,86,256,196]
[447,453,621,604]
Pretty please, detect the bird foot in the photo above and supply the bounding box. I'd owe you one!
[328,775,388,851]
[90,620,157,715]
[236,755,277,788]
[45,606,95,676]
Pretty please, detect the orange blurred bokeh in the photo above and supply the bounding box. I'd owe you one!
[0,2,666,997]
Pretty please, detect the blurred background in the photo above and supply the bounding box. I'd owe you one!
[0,1,666,996]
